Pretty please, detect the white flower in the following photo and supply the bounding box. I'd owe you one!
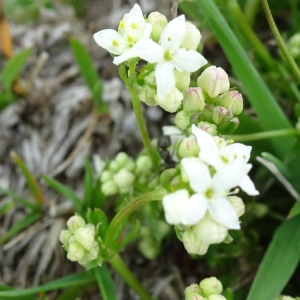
[93,4,152,64]
[134,15,207,99]
[191,124,259,196]
[181,157,253,229]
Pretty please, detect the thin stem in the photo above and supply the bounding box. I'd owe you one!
[105,188,167,248]
[109,254,152,300]
[224,128,299,142]
[261,0,300,83]
[119,64,161,166]
[243,0,260,26]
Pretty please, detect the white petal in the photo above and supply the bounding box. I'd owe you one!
[213,163,252,192]
[160,15,186,50]
[155,62,175,98]
[134,39,163,63]
[162,189,189,225]
[93,29,128,55]
[173,49,207,72]
[208,196,240,229]
[181,157,211,193]
[181,193,208,226]
[225,143,251,163]
[113,48,137,65]
[239,175,259,196]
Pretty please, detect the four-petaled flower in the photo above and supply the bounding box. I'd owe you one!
[134,15,207,99]
[93,4,152,65]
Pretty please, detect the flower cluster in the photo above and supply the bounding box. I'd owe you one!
[93,4,207,112]
[162,124,259,255]
[59,214,102,267]
[185,277,227,300]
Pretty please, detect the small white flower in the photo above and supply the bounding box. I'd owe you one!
[191,124,259,196]
[181,157,253,229]
[135,15,207,99]
[93,4,152,64]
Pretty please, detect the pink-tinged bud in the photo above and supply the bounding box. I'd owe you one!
[178,136,200,158]
[181,21,202,50]
[197,66,230,98]
[197,121,218,136]
[147,12,168,42]
[183,87,205,113]
[212,106,233,125]
[216,90,243,115]
[199,277,223,297]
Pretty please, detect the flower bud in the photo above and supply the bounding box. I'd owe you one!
[194,214,228,244]
[175,69,190,92]
[178,136,200,158]
[67,215,86,232]
[155,88,183,113]
[160,168,178,192]
[216,91,243,115]
[183,87,205,113]
[67,241,85,262]
[114,169,135,192]
[74,224,96,250]
[199,277,223,297]
[84,241,100,261]
[147,12,168,42]
[197,121,218,136]
[218,116,240,134]
[59,229,73,247]
[186,294,205,300]
[175,110,192,130]
[124,159,135,172]
[185,283,201,296]
[197,66,230,98]
[212,106,233,126]
[227,196,245,217]
[287,33,300,59]
[208,295,227,300]
[181,21,202,50]
[101,180,118,196]
[101,170,112,182]
[136,155,152,174]
[198,104,214,123]
[182,228,209,255]
[115,152,130,168]
[144,71,156,87]
[138,84,157,106]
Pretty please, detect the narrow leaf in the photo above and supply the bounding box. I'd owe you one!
[115,220,140,252]
[94,265,117,300]
[0,48,33,90]
[83,159,94,209]
[247,215,300,300]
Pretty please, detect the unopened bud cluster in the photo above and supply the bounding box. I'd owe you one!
[185,277,227,300]
[59,214,102,267]
[100,152,156,196]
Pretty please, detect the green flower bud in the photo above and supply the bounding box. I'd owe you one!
[185,283,201,296]
[197,66,230,98]
[212,106,233,126]
[160,168,179,192]
[101,170,112,182]
[181,21,202,50]
[197,121,218,136]
[208,295,227,300]
[227,196,245,217]
[155,88,183,113]
[199,277,223,297]
[218,116,239,134]
[84,241,100,261]
[216,91,243,115]
[67,241,85,262]
[182,228,210,255]
[175,69,190,92]
[175,110,192,131]
[287,33,300,59]
[114,169,135,191]
[194,214,228,244]
[124,160,135,172]
[183,87,205,113]
[199,104,214,123]
[59,229,73,247]
[101,180,118,196]
[138,84,157,106]
[178,136,200,158]
[115,152,130,168]
[67,215,86,232]
[74,224,96,250]
[144,71,156,87]
[185,294,205,300]
[147,12,168,42]
[109,160,119,172]
[136,155,152,174]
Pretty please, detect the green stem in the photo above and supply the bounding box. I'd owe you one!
[119,64,161,166]
[224,128,299,142]
[109,254,152,300]
[243,0,260,26]
[105,188,167,248]
[261,0,300,83]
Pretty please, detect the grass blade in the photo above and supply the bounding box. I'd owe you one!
[94,265,117,300]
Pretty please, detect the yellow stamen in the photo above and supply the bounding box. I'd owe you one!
[112,40,119,47]
[131,22,138,29]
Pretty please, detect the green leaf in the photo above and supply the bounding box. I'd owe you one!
[0,48,33,90]
[86,208,108,239]
[0,270,95,298]
[94,265,117,300]
[0,91,16,111]
[42,175,82,212]
[0,211,42,245]
[83,159,94,209]
[288,201,300,218]
[69,37,107,112]
[247,215,300,300]
[115,219,140,252]
[180,0,294,159]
